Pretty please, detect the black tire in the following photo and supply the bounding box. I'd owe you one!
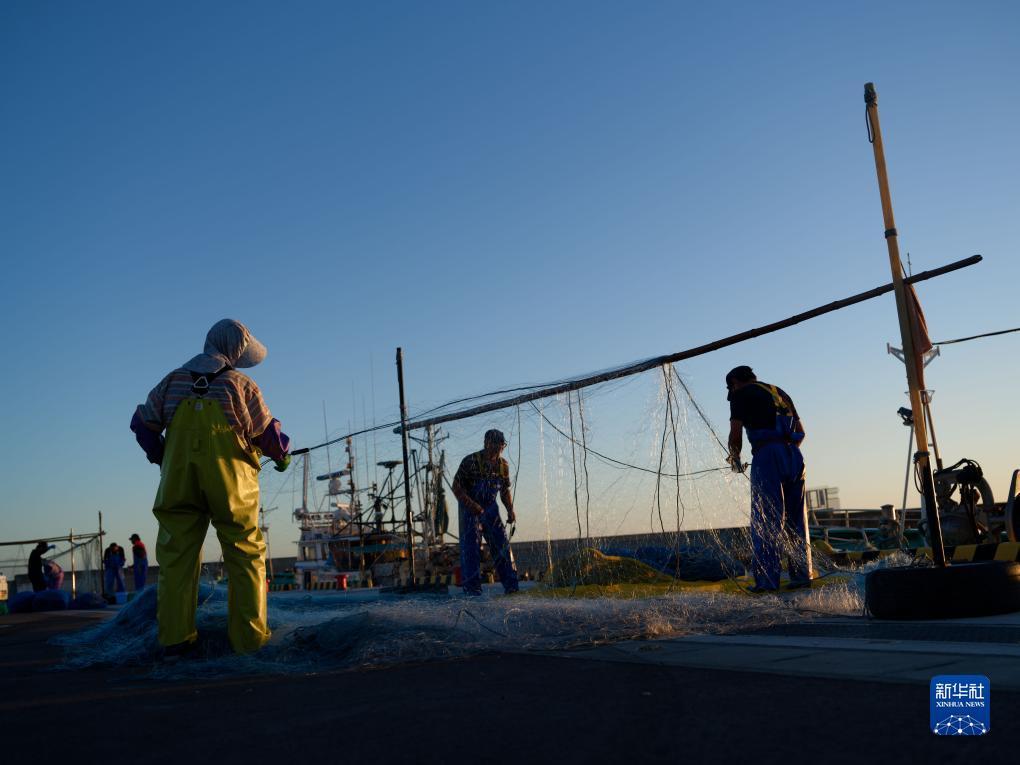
[865,560,1020,620]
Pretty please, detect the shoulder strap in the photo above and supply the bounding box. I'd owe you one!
[189,366,232,397]
[474,451,501,478]
[752,382,791,415]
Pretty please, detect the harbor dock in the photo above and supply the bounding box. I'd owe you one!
[3,604,1017,762]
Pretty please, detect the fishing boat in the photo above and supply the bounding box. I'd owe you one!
[290,435,460,590]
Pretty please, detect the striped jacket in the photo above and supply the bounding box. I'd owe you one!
[136,368,274,445]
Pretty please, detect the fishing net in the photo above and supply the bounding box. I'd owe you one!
[0,534,102,598]
[55,567,868,679]
[259,363,780,594]
[396,363,774,592]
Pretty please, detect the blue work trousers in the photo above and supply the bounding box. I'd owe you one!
[459,503,519,595]
[104,567,126,594]
[133,560,149,591]
[749,441,811,589]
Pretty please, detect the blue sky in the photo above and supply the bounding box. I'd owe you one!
[1,1,1018,561]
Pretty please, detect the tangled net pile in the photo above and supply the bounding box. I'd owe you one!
[56,566,873,678]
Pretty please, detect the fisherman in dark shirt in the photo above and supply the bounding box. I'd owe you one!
[726,365,812,593]
[27,541,52,592]
[452,429,519,596]
[104,543,127,595]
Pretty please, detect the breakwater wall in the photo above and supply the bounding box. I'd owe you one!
[509,527,750,576]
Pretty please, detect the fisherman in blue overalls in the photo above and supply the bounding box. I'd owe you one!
[726,366,812,593]
[452,429,520,595]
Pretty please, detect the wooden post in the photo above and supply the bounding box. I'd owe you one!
[98,511,105,597]
[396,348,417,581]
[864,82,946,566]
[260,506,274,582]
[69,528,76,599]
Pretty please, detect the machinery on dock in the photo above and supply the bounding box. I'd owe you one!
[891,401,1019,546]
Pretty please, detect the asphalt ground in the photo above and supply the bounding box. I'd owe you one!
[1,609,1018,764]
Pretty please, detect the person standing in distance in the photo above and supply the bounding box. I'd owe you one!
[726,365,812,593]
[452,429,519,595]
[129,534,149,591]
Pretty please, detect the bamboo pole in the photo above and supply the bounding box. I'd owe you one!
[399,255,980,433]
[0,533,104,547]
[864,82,946,566]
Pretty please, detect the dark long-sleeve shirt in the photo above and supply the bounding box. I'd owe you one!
[131,540,148,564]
[28,549,45,590]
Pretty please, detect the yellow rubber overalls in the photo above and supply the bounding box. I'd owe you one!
[152,389,270,654]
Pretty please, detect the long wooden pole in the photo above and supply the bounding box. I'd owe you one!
[399,255,980,433]
[69,528,76,599]
[98,511,105,597]
[864,82,946,566]
[396,348,418,581]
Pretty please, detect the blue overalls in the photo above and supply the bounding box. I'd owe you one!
[132,548,148,591]
[104,551,126,594]
[746,383,812,590]
[458,456,519,595]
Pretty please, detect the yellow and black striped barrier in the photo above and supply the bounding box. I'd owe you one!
[268,578,377,592]
[394,569,551,588]
[400,574,457,586]
[829,542,1020,567]
[271,568,552,591]
[915,542,1020,563]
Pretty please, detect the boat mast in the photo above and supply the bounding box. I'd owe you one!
[346,436,358,534]
[302,453,310,515]
[426,424,436,550]
[396,348,417,581]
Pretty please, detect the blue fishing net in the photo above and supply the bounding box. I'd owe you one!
[54,575,865,680]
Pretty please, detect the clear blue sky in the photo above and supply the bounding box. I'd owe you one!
[2,1,1018,561]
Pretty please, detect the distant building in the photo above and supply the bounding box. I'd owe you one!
[807,487,840,514]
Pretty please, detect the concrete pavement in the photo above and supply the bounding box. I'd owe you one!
[2,606,1018,763]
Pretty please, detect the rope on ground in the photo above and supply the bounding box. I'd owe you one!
[452,608,510,638]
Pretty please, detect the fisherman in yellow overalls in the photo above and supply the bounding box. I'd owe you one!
[131,319,290,655]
